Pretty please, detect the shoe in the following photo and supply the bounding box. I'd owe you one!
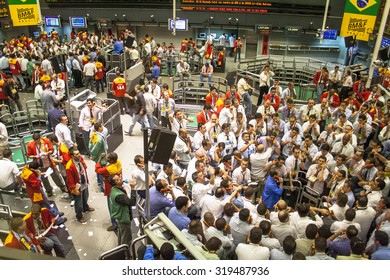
[107,226,118,232]
[86,207,95,212]
[70,200,75,207]
[78,217,87,223]
[59,212,65,216]
[47,191,53,197]
[56,217,67,225]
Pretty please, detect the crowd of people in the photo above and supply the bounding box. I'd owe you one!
[1,30,390,260]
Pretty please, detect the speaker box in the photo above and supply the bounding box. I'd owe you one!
[50,55,66,73]
[148,127,177,164]
[378,47,390,61]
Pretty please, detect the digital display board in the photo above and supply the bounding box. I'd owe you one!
[322,29,338,40]
[255,24,272,35]
[168,18,188,31]
[180,0,325,15]
[70,17,87,28]
[45,16,61,27]
[382,37,390,48]
[0,0,9,18]
[284,26,303,36]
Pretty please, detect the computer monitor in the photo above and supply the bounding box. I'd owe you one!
[45,16,61,27]
[70,17,87,28]
[168,18,188,31]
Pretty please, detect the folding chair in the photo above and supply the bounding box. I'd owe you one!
[98,244,130,260]
[298,185,322,208]
[12,111,32,137]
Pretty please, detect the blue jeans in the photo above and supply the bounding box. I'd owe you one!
[74,187,90,220]
[315,84,324,103]
[243,92,252,116]
[143,113,154,131]
[97,163,106,192]
[128,113,150,134]
[40,189,64,224]
[41,232,66,258]
[107,196,118,228]
[200,74,212,85]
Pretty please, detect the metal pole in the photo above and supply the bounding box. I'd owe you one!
[172,0,176,36]
[320,0,330,44]
[36,0,44,32]
[367,0,390,88]
[143,128,150,221]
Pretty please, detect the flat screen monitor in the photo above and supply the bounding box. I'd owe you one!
[382,37,390,48]
[45,16,61,27]
[70,17,87,28]
[322,29,338,40]
[33,31,40,38]
[168,18,188,31]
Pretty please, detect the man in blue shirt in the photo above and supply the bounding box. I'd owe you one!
[168,196,190,230]
[371,230,390,260]
[147,179,176,219]
[146,61,160,82]
[113,38,124,55]
[262,169,284,209]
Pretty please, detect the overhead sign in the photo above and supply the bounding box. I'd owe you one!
[8,0,40,26]
[0,0,10,18]
[340,0,380,41]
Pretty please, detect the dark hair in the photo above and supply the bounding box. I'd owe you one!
[314,236,327,252]
[249,227,263,244]
[2,148,12,159]
[257,203,268,216]
[260,220,271,235]
[283,236,296,255]
[346,225,359,239]
[160,242,175,260]
[297,203,310,217]
[205,237,222,251]
[238,208,250,222]
[175,196,189,210]
[350,237,365,255]
[375,230,389,246]
[337,192,348,207]
[305,224,318,240]
[345,208,356,221]
[215,218,227,231]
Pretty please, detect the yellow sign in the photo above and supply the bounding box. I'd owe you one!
[9,3,39,26]
[340,13,376,41]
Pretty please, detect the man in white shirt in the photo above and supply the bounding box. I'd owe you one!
[281,82,297,106]
[176,60,191,81]
[169,109,190,135]
[50,74,65,96]
[289,204,323,239]
[271,210,296,245]
[236,76,254,116]
[217,123,237,155]
[354,196,376,242]
[0,149,24,199]
[331,134,355,158]
[301,115,320,141]
[78,98,106,155]
[299,98,319,124]
[149,79,161,100]
[55,115,75,149]
[328,65,342,91]
[191,169,215,209]
[250,145,272,181]
[258,65,274,106]
[281,127,302,157]
[219,99,235,127]
[257,99,275,123]
[236,227,270,260]
[306,155,329,195]
[83,56,97,91]
[232,158,251,186]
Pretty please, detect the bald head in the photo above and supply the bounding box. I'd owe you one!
[276,200,287,211]
[195,150,205,160]
[256,144,265,153]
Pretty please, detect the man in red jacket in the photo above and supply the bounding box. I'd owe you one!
[313,66,328,103]
[95,152,123,231]
[8,53,26,90]
[4,217,42,253]
[264,87,281,111]
[26,131,67,197]
[66,149,95,223]
[196,104,212,124]
[21,161,66,225]
[24,204,66,258]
